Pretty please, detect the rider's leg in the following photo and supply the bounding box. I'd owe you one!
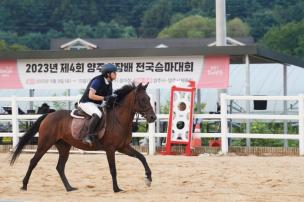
[78,102,102,146]
[83,113,101,145]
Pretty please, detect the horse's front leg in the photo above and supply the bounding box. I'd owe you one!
[119,145,152,187]
[106,147,123,192]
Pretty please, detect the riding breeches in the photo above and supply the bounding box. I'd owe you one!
[78,102,102,118]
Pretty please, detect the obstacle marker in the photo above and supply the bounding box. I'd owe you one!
[191,123,202,148]
[164,81,195,156]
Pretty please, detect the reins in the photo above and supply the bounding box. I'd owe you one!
[108,88,152,132]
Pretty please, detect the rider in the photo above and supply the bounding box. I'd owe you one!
[78,63,118,146]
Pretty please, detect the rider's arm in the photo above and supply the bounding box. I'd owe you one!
[88,89,105,101]
[88,79,105,101]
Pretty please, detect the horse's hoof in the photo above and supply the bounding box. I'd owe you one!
[145,177,152,187]
[114,188,123,193]
[67,187,78,192]
[20,186,27,191]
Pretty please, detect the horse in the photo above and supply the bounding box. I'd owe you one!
[10,82,157,193]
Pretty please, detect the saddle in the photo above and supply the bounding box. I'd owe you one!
[70,107,91,119]
[70,107,106,141]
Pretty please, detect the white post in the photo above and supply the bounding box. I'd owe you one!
[148,95,156,155]
[155,89,161,147]
[148,122,155,155]
[11,96,19,149]
[216,0,227,106]
[216,0,227,46]
[29,89,34,110]
[283,64,288,147]
[245,54,251,147]
[67,89,71,110]
[298,95,304,155]
[220,93,228,154]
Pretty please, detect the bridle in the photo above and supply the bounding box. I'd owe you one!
[132,90,154,120]
[109,89,153,129]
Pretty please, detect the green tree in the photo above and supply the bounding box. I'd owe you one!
[75,24,94,38]
[188,0,215,17]
[227,18,250,37]
[272,1,304,24]
[247,9,276,40]
[104,0,153,27]
[18,32,48,50]
[93,21,137,38]
[226,0,261,20]
[0,31,18,45]
[0,39,30,51]
[107,20,125,38]
[9,44,30,51]
[62,21,93,38]
[170,13,186,25]
[121,26,137,38]
[0,40,7,50]
[51,0,85,28]
[140,0,173,37]
[93,22,111,38]
[259,21,304,57]
[294,35,304,56]
[62,21,78,38]
[158,15,215,38]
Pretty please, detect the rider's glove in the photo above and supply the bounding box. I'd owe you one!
[104,94,117,102]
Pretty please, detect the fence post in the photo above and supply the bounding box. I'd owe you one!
[298,95,304,155]
[11,96,19,149]
[148,95,156,155]
[220,93,228,154]
[148,122,155,155]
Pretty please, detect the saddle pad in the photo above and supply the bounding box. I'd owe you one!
[71,118,106,140]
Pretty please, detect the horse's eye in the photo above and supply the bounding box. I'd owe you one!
[139,98,148,106]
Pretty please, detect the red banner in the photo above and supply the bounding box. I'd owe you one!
[0,60,22,89]
[198,56,230,88]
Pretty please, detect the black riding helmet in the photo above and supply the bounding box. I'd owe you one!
[102,63,117,77]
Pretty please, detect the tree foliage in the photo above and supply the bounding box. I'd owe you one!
[0,0,302,56]
[0,39,29,51]
[227,18,250,37]
[158,16,250,38]
[158,16,215,38]
[259,21,304,57]
[140,0,173,37]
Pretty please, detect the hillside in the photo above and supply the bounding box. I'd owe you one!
[0,0,303,56]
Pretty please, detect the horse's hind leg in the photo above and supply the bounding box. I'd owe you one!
[55,140,77,192]
[22,139,54,190]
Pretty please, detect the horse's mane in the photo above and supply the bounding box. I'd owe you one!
[114,83,136,102]
[106,83,136,109]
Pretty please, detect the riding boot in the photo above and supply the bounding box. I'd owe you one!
[83,113,100,146]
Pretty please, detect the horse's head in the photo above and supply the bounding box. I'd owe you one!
[134,83,157,123]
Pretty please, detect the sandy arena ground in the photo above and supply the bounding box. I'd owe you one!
[1,152,304,202]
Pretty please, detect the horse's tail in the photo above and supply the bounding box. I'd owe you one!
[10,114,48,165]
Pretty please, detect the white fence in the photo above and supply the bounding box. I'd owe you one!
[0,94,304,155]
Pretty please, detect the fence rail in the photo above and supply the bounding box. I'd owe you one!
[0,94,304,155]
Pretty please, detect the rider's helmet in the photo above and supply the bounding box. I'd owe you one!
[102,63,117,77]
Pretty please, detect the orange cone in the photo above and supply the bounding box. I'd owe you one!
[191,124,202,148]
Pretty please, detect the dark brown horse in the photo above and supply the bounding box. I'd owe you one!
[10,83,156,192]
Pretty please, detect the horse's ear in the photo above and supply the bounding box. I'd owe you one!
[143,82,149,90]
[137,82,143,89]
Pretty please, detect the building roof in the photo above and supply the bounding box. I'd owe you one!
[60,38,97,49]
[50,37,255,50]
[1,45,303,68]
